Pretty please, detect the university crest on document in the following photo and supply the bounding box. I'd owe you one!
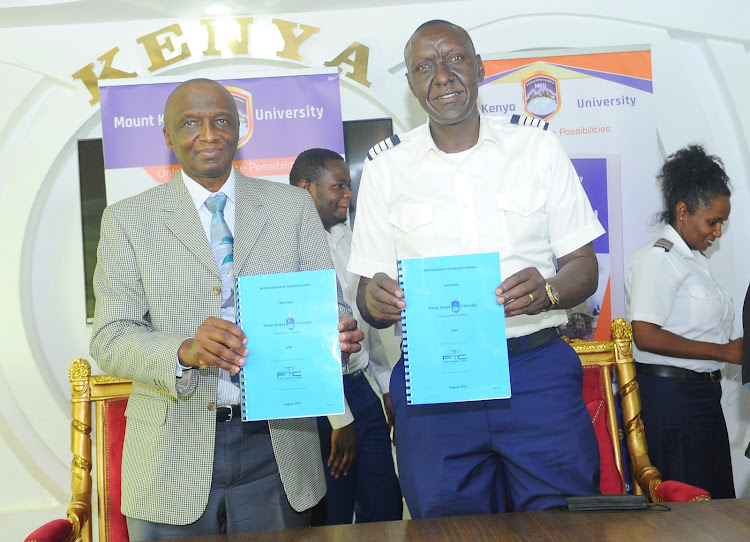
[285,316,296,331]
[523,74,560,121]
[225,86,255,148]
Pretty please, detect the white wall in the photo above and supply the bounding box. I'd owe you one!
[2,2,749,538]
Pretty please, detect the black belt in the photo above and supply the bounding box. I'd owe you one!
[216,404,241,422]
[635,362,721,383]
[343,369,364,381]
[507,327,561,357]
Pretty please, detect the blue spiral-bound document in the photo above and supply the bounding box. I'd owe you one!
[398,252,510,405]
[235,269,344,421]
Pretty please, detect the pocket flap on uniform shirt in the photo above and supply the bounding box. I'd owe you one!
[389,203,432,232]
[496,191,546,217]
[124,393,168,426]
[688,283,717,300]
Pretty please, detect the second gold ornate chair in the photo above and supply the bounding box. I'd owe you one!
[571,318,710,502]
[25,359,132,542]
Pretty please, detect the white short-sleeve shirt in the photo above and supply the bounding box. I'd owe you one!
[625,223,734,372]
[348,112,604,338]
[327,224,391,394]
[326,224,392,429]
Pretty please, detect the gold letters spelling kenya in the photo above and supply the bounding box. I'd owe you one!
[73,18,372,105]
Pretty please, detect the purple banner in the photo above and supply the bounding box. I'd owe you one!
[99,72,344,173]
[571,157,609,254]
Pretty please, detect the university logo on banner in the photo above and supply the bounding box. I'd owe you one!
[99,68,344,201]
[479,46,656,341]
[226,86,254,148]
[523,74,560,120]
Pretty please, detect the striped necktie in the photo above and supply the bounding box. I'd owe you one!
[205,193,234,318]
[205,193,239,385]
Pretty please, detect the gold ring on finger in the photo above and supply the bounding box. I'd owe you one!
[529,293,534,303]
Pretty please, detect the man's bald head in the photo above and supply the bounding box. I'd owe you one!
[402,20,484,148]
[162,78,240,191]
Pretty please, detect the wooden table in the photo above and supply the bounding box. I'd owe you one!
[171,498,750,542]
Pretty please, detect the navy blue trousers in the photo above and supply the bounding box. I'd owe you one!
[637,372,735,498]
[314,370,403,525]
[391,337,600,518]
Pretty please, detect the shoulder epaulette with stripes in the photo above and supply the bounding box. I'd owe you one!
[653,238,674,252]
[510,114,549,131]
[366,134,401,161]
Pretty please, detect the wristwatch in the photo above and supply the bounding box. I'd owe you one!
[544,282,560,310]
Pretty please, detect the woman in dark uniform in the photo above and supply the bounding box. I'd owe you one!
[625,144,742,498]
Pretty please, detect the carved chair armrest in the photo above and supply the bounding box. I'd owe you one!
[24,518,74,542]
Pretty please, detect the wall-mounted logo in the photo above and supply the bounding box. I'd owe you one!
[225,86,254,148]
[285,316,296,331]
[451,300,461,313]
[523,74,560,121]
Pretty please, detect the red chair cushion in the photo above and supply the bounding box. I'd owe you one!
[101,397,129,542]
[582,365,625,495]
[656,480,711,502]
[24,518,72,542]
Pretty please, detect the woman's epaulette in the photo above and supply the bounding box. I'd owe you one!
[653,238,674,252]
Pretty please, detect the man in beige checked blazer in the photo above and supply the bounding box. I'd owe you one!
[90,78,363,540]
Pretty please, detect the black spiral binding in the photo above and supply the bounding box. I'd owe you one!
[235,277,249,421]
[397,260,413,404]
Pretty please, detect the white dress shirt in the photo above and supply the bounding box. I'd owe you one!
[326,224,392,429]
[626,223,734,372]
[348,111,604,338]
[177,170,240,406]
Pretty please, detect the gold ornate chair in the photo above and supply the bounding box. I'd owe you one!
[571,318,710,502]
[25,359,132,542]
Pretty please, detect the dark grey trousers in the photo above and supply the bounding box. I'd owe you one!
[126,417,308,540]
